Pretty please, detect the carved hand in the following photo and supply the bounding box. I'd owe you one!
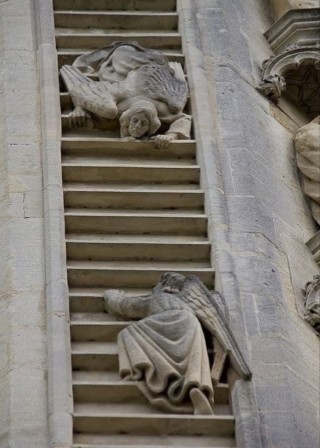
[66,106,93,128]
[151,133,176,149]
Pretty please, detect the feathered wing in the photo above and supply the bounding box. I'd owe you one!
[60,65,117,119]
[135,64,189,115]
[179,276,252,381]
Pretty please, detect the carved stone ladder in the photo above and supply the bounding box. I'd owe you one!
[54,0,237,446]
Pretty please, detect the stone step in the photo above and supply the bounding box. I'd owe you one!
[61,136,196,160]
[63,185,203,210]
[72,341,119,371]
[53,0,177,12]
[60,91,190,111]
[71,321,128,342]
[74,401,231,417]
[72,377,230,406]
[67,260,215,288]
[55,31,181,50]
[64,210,207,235]
[66,234,210,261]
[62,161,200,184]
[73,413,235,437]
[54,11,178,31]
[58,50,185,67]
[72,434,236,448]
[62,155,196,167]
[73,445,235,448]
[69,288,151,313]
[73,444,236,448]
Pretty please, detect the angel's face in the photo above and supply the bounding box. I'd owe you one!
[128,112,150,138]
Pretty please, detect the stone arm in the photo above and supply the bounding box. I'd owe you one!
[104,289,152,320]
[152,113,192,149]
[165,113,192,140]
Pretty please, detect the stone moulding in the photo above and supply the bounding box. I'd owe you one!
[265,8,320,54]
[177,1,262,446]
[258,47,320,101]
[33,0,73,446]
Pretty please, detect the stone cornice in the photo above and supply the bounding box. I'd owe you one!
[265,8,320,54]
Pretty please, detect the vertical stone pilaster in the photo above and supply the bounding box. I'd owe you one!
[0,0,54,446]
[179,0,320,447]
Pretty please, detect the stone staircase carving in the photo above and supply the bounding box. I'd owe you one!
[54,0,237,446]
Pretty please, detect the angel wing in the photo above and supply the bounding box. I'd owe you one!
[60,65,118,119]
[134,63,189,115]
[178,275,252,382]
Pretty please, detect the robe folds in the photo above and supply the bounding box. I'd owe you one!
[118,309,213,413]
[104,290,214,414]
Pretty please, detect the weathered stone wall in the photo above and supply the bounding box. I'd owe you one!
[181,0,319,446]
[0,0,48,446]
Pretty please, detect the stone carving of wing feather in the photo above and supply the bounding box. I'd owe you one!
[179,276,252,380]
[137,64,188,114]
[60,65,117,119]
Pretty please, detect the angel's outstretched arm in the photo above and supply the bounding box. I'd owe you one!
[104,289,152,320]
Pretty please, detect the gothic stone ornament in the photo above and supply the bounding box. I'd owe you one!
[304,275,320,334]
[258,72,286,100]
[259,48,320,116]
[60,42,191,149]
[295,116,320,225]
[104,273,251,415]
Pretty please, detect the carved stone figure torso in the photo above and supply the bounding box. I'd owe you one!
[60,42,192,147]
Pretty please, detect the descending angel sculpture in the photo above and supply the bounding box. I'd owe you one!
[60,41,191,148]
[104,273,251,415]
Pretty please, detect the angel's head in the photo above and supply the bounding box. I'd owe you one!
[160,272,186,294]
[120,101,161,139]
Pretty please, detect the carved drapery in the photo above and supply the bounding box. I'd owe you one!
[104,273,251,415]
[295,116,320,225]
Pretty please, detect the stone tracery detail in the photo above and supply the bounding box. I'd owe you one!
[259,9,320,118]
[104,273,251,415]
[60,41,191,148]
[259,48,320,114]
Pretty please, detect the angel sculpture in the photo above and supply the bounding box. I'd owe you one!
[104,272,251,415]
[60,41,191,149]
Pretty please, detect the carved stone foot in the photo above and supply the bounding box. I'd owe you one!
[190,388,214,415]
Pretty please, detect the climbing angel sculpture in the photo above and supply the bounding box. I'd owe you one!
[104,272,251,415]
